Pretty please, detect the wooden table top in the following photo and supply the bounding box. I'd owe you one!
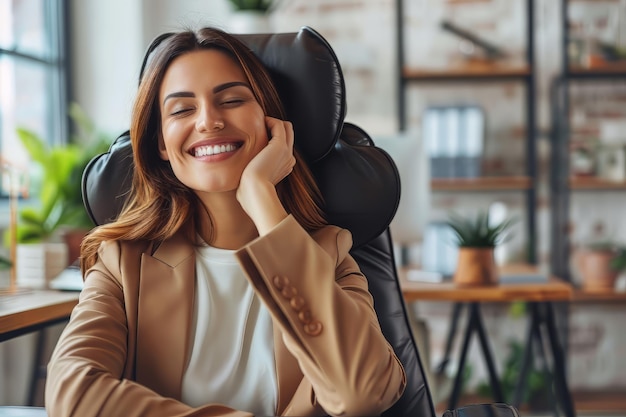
[400,265,574,303]
[0,289,79,336]
[572,288,626,302]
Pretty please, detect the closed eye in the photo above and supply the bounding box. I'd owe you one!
[171,107,194,116]
[221,98,245,107]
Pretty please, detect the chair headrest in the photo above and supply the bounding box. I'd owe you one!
[82,26,400,248]
[139,26,345,164]
[234,28,346,163]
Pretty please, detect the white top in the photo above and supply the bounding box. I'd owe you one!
[181,244,277,416]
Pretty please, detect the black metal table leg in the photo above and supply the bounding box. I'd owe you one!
[513,303,537,408]
[472,303,504,403]
[448,305,474,411]
[531,309,559,417]
[544,302,576,417]
[436,302,464,375]
[448,302,504,410]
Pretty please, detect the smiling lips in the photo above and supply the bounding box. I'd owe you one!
[192,142,242,157]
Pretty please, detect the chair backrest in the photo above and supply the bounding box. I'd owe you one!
[81,26,436,417]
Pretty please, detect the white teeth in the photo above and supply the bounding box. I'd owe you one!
[194,143,238,157]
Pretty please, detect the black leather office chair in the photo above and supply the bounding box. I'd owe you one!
[82,25,435,417]
[81,26,517,417]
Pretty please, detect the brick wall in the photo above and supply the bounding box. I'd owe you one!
[272,0,626,394]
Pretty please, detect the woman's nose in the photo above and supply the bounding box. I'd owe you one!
[195,105,224,132]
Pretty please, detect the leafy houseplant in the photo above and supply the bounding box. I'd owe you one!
[446,211,515,286]
[447,211,515,248]
[10,103,111,244]
[227,0,273,34]
[228,0,272,12]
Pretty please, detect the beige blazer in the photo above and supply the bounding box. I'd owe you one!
[45,215,406,417]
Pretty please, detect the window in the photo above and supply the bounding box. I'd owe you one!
[0,0,68,196]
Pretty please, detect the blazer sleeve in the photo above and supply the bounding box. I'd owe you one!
[235,215,406,416]
[45,240,252,417]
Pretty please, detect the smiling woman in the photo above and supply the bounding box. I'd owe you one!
[45,26,406,417]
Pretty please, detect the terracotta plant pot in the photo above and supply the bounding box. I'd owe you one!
[578,249,619,291]
[453,247,498,286]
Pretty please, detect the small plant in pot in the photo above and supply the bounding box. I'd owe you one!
[446,211,515,286]
[3,104,111,287]
[228,0,272,12]
[577,240,626,291]
[227,0,274,34]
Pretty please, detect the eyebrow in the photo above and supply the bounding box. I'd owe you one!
[162,81,252,105]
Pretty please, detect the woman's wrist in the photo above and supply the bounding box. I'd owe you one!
[237,179,288,236]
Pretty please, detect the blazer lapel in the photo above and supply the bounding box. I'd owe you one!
[135,233,195,399]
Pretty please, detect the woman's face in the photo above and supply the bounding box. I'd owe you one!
[158,49,268,195]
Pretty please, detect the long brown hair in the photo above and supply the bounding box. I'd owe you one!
[81,27,326,272]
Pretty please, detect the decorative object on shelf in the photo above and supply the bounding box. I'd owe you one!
[576,240,625,291]
[423,105,485,179]
[596,119,626,182]
[570,143,596,177]
[446,210,515,286]
[440,20,506,63]
[3,104,111,287]
[227,0,273,34]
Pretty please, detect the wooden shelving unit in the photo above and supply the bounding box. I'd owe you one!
[396,0,538,263]
[403,65,531,81]
[570,176,626,190]
[431,176,532,191]
[569,62,626,78]
[551,0,626,281]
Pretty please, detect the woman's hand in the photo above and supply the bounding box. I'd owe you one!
[236,117,295,235]
[241,117,296,187]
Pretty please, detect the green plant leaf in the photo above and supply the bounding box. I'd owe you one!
[446,210,517,247]
[7,103,113,244]
[0,254,12,270]
[16,128,49,165]
[228,0,272,11]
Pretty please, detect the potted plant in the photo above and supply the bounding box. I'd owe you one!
[576,240,625,291]
[228,0,272,11]
[446,211,515,286]
[227,0,273,34]
[4,103,111,287]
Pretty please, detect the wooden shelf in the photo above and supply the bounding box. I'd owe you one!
[569,176,626,190]
[568,62,626,78]
[572,288,626,302]
[431,176,532,191]
[403,64,531,81]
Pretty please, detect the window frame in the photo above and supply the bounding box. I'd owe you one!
[0,0,70,199]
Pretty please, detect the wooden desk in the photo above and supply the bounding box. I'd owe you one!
[0,290,79,342]
[400,269,575,417]
[0,290,79,406]
[401,279,573,303]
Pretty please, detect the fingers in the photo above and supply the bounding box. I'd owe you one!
[265,117,294,150]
